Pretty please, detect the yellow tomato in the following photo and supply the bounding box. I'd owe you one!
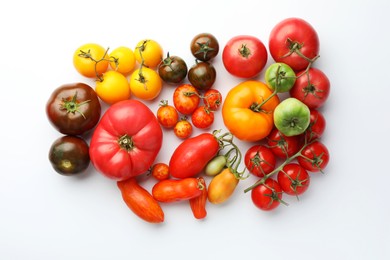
[95,71,131,104]
[134,39,163,68]
[73,43,109,78]
[129,67,162,100]
[208,168,239,204]
[109,46,136,75]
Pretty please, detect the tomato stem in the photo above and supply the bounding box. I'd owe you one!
[194,40,215,61]
[118,134,134,151]
[239,44,251,58]
[60,91,91,119]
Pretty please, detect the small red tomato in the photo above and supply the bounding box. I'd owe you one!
[267,128,302,159]
[174,118,193,139]
[156,100,179,128]
[203,89,222,111]
[251,178,284,211]
[191,106,214,129]
[277,163,310,197]
[173,84,201,115]
[244,145,276,178]
[305,109,326,141]
[151,163,170,181]
[298,141,329,173]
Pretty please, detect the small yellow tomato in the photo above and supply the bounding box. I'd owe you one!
[129,67,162,100]
[134,39,163,68]
[109,46,136,75]
[208,168,239,204]
[95,71,131,104]
[73,43,109,78]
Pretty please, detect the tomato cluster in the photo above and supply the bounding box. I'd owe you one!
[46,17,332,223]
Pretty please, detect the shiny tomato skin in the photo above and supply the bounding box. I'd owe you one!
[305,109,326,141]
[46,83,101,136]
[298,141,329,173]
[89,100,163,181]
[158,54,188,84]
[203,89,222,111]
[267,128,302,159]
[207,168,239,204]
[151,163,170,181]
[244,145,276,178]
[188,61,216,91]
[269,17,319,71]
[173,118,193,139]
[191,106,214,129]
[156,100,179,128]
[173,84,201,115]
[223,35,268,78]
[169,133,220,179]
[251,178,283,211]
[190,33,219,61]
[152,178,203,203]
[277,163,310,196]
[290,68,330,109]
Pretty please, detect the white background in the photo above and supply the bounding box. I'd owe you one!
[1,0,389,259]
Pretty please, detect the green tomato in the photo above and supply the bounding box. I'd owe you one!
[265,63,296,93]
[273,98,310,136]
[204,155,227,176]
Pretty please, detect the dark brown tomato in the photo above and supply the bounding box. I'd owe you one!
[190,33,219,61]
[188,61,216,91]
[158,53,188,84]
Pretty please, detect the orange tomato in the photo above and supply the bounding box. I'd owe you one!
[95,71,131,104]
[134,39,163,68]
[109,46,136,75]
[208,168,239,204]
[222,80,280,142]
[73,43,109,78]
[129,67,162,100]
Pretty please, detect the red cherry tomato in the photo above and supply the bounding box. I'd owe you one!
[173,84,200,115]
[251,178,284,211]
[305,109,326,141]
[244,145,276,178]
[298,141,329,173]
[277,163,310,197]
[191,106,214,129]
[203,89,222,111]
[267,128,302,159]
[156,100,179,128]
[151,163,170,181]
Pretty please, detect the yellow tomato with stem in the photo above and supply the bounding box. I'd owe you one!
[109,46,136,75]
[129,67,162,100]
[73,43,109,78]
[95,71,131,104]
[134,39,163,68]
[208,168,239,204]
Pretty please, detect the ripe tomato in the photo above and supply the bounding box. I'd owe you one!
[152,178,204,203]
[48,135,90,176]
[269,17,320,71]
[222,80,280,141]
[188,61,216,91]
[156,100,179,128]
[151,163,170,181]
[251,178,284,211]
[305,109,326,141]
[169,133,221,179]
[89,100,163,181]
[203,89,222,110]
[298,141,329,173]
[173,84,200,115]
[134,39,163,68]
[191,106,214,129]
[222,35,268,78]
[244,145,276,178]
[46,83,101,135]
[129,67,162,101]
[190,33,219,61]
[277,163,310,197]
[173,118,193,139]
[189,177,207,219]
[109,46,136,75]
[267,128,302,159]
[95,71,131,104]
[208,168,239,204]
[73,43,109,78]
[158,53,188,84]
[290,68,330,109]
[117,177,164,223]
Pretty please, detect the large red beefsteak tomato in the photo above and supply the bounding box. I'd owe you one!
[90,100,163,181]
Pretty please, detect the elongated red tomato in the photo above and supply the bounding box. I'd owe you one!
[152,178,204,203]
[189,177,207,219]
[169,133,220,178]
[117,178,164,223]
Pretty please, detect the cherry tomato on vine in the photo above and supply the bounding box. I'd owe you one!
[203,89,222,111]
[158,53,188,84]
[222,35,268,78]
[173,118,193,139]
[191,106,214,129]
[156,100,179,128]
[290,68,330,109]
[269,17,320,71]
[73,43,109,78]
[188,61,216,91]
[134,39,163,68]
[151,163,170,181]
[109,46,136,75]
[95,70,131,104]
[277,163,310,197]
[265,62,296,93]
[305,109,326,141]
[173,84,200,115]
[244,145,276,178]
[190,33,219,61]
[251,178,284,211]
[267,128,302,159]
[129,67,162,100]
[298,141,329,173]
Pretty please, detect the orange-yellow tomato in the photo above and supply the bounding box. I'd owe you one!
[222,81,280,142]
[129,67,162,100]
[109,46,136,75]
[95,71,131,104]
[134,39,163,68]
[208,168,239,204]
[73,43,109,78]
